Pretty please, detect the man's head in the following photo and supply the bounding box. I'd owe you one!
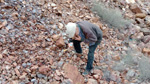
[66,22,76,38]
[66,22,81,40]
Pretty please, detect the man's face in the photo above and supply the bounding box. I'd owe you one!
[72,27,81,41]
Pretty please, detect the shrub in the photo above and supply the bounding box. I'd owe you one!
[138,56,150,81]
[91,1,131,28]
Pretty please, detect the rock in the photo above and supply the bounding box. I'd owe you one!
[15,68,20,77]
[112,55,121,61]
[87,79,98,84]
[11,80,19,84]
[135,13,146,19]
[31,65,38,71]
[22,63,27,68]
[19,72,27,79]
[126,69,135,79]
[140,28,150,35]
[51,81,59,84]
[56,70,61,76]
[39,66,50,75]
[138,42,145,49]
[0,0,4,3]
[6,24,14,31]
[93,75,99,79]
[0,54,3,59]
[51,3,56,7]
[145,42,150,48]
[56,36,65,47]
[93,69,103,76]
[142,48,150,55]
[57,60,64,67]
[0,20,7,29]
[130,4,142,14]
[135,18,144,24]
[142,35,150,44]
[52,35,60,41]
[62,79,73,84]
[58,23,63,29]
[37,73,45,78]
[126,0,135,3]
[145,16,150,27]
[63,63,84,84]
[31,79,36,82]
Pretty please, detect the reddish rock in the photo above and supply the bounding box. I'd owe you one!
[130,4,142,14]
[142,48,150,55]
[112,55,121,61]
[15,68,20,77]
[31,65,38,71]
[52,35,60,41]
[87,79,98,84]
[56,36,65,47]
[135,13,146,19]
[63,63,84,84]
[39,66,50,75]
[142,35,150,44]
[51,81,59,84]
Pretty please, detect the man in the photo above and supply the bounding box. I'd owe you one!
[65,21,103,75]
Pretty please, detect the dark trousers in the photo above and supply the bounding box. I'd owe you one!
[72,39,101,71]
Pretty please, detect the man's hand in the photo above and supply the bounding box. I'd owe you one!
[74,35,81,41]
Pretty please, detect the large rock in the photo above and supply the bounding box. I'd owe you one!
[145,16,150,27]
[63,63,84,84]
[87,79,98,84]
[135,13,146,19]
[140,28,150,35]
[52,35,65,47]
[141,35,150,44]
[56,36,65,47]
[142,48,150,55]
[39,66,50,75]
[130,4,142,14]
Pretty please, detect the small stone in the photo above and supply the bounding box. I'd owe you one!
[0,20,7,29]
[142,48,150,55]
[15,68,20,77]
[140,28,150,35]
[6,24,14,31]
[22,63,27,68]
[87,79,98,84]
[31,79,36,82]
[0,54,3,59]
[142,35,150,43]
[93,75,99,79]
[56,70,61,76]
[19,72,27,79]
[135,13,146,19]
[31,65,38,71]
[62,79,73,84]
[112,55,121,61]
[58,23,63,29]
[57,61,64,67]
[51,3,56,7]
[37,74,45,78]
[27,62,32,66]
[126,0,135,3]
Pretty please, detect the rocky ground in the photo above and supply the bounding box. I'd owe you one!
[0,0,150,84]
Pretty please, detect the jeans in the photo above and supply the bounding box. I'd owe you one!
[72,39,102,71]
